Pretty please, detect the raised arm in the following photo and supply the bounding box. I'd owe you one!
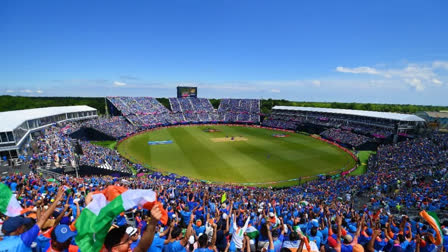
[366,228,381,252]
[211,222,218,248]
[36,187,65,228]
[180,212,195,247]
[225,211,230,233]
[134,204,163,252]
[267,223,274,251]
[54,202,70,226]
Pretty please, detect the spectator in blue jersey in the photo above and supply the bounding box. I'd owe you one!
[0,187,64,251]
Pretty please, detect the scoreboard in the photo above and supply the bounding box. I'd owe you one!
[177,86,197,98]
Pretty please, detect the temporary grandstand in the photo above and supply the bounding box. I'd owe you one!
[106,96,261,125]
[0,105,97,159]
[269,106,426,138]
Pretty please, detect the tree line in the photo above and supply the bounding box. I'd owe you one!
[1,95,446,116]
[0,96,106,114]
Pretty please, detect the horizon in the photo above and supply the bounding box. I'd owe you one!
[2,1,448,105]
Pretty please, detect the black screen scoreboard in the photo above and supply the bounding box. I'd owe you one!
[177,86,197,98]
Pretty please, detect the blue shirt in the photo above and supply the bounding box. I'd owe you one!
[147,236,166,252]
[116,215,127,226]
[10,182,17,192]
[273,235,284,252]
[164,240,186,252]
[340,244,353,252]
[308,234,322,248]
[444,235,448,251]
[132,235,166,252]
[0,224,39,252]
[194,248,214,252]
[193,225,205,236]
[180,210,191,225]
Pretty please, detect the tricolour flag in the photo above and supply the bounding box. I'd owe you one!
[75,186,167,252]
[419,210,443,245]
[245,225,259,239]
[0,183,23,217]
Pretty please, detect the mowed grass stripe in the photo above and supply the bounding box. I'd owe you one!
[117,126,356,184]
[189,127,268,183]
[162,127,251,182]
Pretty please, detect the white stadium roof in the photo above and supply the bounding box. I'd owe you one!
[0,105,97,132]
[272,106,425,122]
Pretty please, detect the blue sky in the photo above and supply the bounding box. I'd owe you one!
[1,0,448,105]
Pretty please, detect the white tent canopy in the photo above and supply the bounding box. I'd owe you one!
[0,105,97,132]
[272,106,425,122]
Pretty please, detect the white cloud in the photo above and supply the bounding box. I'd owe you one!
[270,89,280,93]
[431,78,442,85]
[312,80,321,87]
[3,89,45,94]
[336,66,379,75]
[433,61,448,70]
[405,78,425,91]
[113,81,127,87]
[336,61,447,91]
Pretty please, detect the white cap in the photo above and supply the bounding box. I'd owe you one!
[126,226,137,237]
[188,235,195,244]
[269,212,275,217]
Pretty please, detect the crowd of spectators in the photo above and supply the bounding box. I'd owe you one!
[107,97,170,116]
[108,97,262,124]
[1,154,447,251]
[266,111,395,138]
[262,115,304,130]
[78,140,132,173]
[218,99,260,123]
[3,101,448,251]
[107,97,173,126]
[81,116,138,139]
[169,98,218,122]
[320,128,373,147]
[373,134,448,170]
[34,126,77,169]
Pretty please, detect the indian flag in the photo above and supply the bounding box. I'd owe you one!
[0,183,23,217]
[246,225,259,239]
[75,186,168,252]
[419,210,443,245]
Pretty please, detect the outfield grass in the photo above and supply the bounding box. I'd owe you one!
[91,141,117,150]
[117,126,356,184]
[350,150,375,176]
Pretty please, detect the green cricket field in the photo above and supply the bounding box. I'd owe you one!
[116,125,355,184]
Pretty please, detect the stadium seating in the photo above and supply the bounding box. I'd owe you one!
[218,98,260,123]
[3,114,448,252]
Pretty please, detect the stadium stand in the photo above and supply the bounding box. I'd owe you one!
[218,98,261,123]
[1,103,448,252]
[320,128,373,147]
[169,97,218,122]
[1,127,447,251]
[0,106,97,160]
[81,116,138,139]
